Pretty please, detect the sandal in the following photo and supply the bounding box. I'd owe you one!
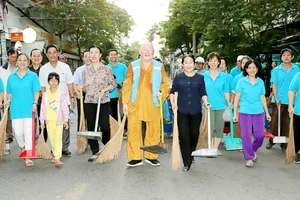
[253,153,257,162]
[246,160,253,168]
[54,160,63,167]
[25,159,34,167]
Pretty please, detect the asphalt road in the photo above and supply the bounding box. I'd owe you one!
[0,113,299,200]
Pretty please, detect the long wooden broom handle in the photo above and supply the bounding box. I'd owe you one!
[160,96,164,143]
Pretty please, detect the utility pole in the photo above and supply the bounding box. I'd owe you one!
[192,32,196,54]
[1,0,7,66]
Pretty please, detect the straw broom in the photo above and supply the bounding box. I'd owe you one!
[77,88,88,154]
[0,105,9,165]
[37,129,52,159]
[93,115,127,163]
[196,108,208,149]
[286,115,296,164]
[110,115,119,138]
[171,92,181,171]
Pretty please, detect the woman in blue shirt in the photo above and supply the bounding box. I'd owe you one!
[233,59,271,168]
[170,55,209,172]
[203,52,230,155]
[288,72,300,163]
[6,53,41,167]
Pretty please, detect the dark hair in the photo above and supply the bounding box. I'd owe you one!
[181,54,195,64]
[30,48,42,56]
[17,53,30,62]
[7,47,18,56]
[272,61,278,65]
[206,52,221,67]
[82,50,89,57]
[220,57,228,67]
[45,44,59,53]
[89,45,102,53]
[243,59,262,78]
[154,58,162,63]
[48,72,60,83]
[109,49,118,54]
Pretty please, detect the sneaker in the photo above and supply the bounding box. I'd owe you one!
[127,160,143,167]
[145,158,160,167]
[62,150,71,157]
[266,143,274,149]
[294,154,300,164]
[3,149,10,155]
[217,150,223,156]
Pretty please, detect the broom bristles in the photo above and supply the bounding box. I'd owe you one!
[110,116,119,138]
[196,109,208,150]
[93,115,127,163]
[0,106,9,165]
[171,111,181,171]
[77,90,88,154]
[37,129,52,159]
[286,115,296,164]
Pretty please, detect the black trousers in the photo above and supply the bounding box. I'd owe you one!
[178,111,202,167]
[109,98,119,121]
[85,102,110,155]
[294,114,300,154]
[76,92,86,132]
[37,104,48,142]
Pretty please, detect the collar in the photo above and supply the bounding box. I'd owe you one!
[278,63,298,70]
[245,75,258,85]
[13,68,30,75]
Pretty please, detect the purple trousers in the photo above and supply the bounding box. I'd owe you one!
[239,112,265,160]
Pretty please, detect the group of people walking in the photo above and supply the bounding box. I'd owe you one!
[1,42,299,172]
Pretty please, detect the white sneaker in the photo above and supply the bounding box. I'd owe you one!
[217,150,223,156]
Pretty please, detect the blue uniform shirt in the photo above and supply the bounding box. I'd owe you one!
[289,72,300,115]
[194,69,207,75]
[0,78,4,92]
[107,62,127,98]
[231,72,244,92]
[6,69,41,119]
[236,76,265,114]
[271,63,299,105]
[203,70,229,110]
[225,72,234,92]
[230,65,240,78]
[170,72,207,114]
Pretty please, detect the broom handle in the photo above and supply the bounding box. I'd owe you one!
[80,88,84,125]
[207,106,211,149]
[94,96,102,132]
[278,105,281,137]
[160,96,164,143]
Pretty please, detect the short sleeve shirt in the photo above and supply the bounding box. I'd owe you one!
[270,63,300,105]
[203,70,229,110]
[289,72,300,115]
[74,65,86,85]
[39,61,74,93]
[236,76,265,114]
[7,69,41,119]
[230,65,240,78]
[0,78,4,92]
[107,62,127,98]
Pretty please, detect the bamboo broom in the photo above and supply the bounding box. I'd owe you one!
[110,115,119,138]
[286,115,296,164]
[37,129,52,159]
[93,115,127,163]
[77,88,88,154]
[171,92,181,171]
[196,108,208,149]
[0,105,9,165]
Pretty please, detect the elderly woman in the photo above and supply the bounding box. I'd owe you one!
[6,53,41,167]
[80,45,115,162]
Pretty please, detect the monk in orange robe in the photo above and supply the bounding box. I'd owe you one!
[122,42,169,167]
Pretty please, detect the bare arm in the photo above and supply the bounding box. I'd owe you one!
[272,82,280,107]
[232,93,241,122]
[288,90,295,118]
[261,95,271,122]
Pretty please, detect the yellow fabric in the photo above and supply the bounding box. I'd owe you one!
[47,121,63,160]
[123,62,169,160]
[47,90,59,121]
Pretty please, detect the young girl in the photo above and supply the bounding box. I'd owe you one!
[6,53,41,167]
[170,55,209,172]
[233,59,271,168]
[40,72,69,167]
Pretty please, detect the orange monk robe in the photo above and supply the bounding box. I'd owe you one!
[122,62,170,160]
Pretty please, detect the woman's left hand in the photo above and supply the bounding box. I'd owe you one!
[32,104,37,112]
[64,121,69,130]
[266,114,271,122]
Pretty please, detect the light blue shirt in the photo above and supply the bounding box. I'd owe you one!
[225,72,233,92]
[107,62,127,98]
[270,63,300,105]
[230,65,240,78]
[74,65,87,85]
[203,70,229,110]
[289,72,300,115]
[7,69,41,119]
[194,69,207,75]
[236,76,265,114]
[0,78,4,92]
[231,72,244,92]
[270,68,275,103]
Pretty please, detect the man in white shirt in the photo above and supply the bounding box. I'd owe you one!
[39,44,75,156]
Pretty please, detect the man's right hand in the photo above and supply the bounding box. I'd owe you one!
[275,99,281,108]
[123,104,128,115]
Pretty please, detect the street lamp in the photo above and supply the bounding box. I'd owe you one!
[23,28,37,44]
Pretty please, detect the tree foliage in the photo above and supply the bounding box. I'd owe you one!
[31,0,134,58]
